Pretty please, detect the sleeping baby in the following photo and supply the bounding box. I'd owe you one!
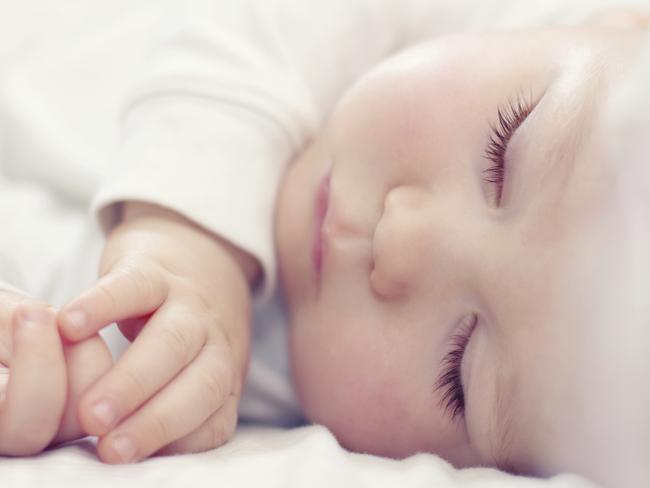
[0,5,649,488]
[277,19,650,487]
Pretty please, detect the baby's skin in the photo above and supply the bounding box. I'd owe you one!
[0,202,258,463]
[0,295,111,454]
[277,16,649,488]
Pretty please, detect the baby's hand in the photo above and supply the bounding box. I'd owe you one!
[58,203,258,464]
[0,291,113,455]
[0,293,66,455]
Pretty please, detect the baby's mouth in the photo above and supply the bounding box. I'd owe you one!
[312,171,331,278]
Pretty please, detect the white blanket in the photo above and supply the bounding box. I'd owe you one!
[0,426,597,487]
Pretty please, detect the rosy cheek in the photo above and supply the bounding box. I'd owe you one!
[344,364,410,424]
[313,337,414,454]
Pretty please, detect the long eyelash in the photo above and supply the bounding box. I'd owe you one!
[435,315,478,421]
[483,95,534,204]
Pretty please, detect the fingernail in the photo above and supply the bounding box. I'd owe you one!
[18,308,51,329]
[92,400,119,429]
[65,309,87,333]
[112,435,137,463]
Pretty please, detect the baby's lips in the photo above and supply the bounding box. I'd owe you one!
[0,367,9,403]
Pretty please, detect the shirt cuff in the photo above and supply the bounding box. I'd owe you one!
[92,98,293,303]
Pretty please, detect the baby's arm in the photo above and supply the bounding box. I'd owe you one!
[58,202,257,463]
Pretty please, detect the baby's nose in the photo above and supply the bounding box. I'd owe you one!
[370,185,440,299]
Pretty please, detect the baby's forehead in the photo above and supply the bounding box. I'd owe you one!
[328,29,564,128]
[330,24,633,116]
[326,26,641,159]
[326,34,547,161]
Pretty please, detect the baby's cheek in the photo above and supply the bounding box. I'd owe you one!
[292,322,414,457]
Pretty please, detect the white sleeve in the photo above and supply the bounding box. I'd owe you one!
[95,0,597,299]
[0,172,37,297]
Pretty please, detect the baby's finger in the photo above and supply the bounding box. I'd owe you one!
[0,308,66,455]
[53,335,113,445]
[79,304,206,437]
[0,291,29,364]
[157,394,239,457]
[96,343,234,463]
[58,261,169,341]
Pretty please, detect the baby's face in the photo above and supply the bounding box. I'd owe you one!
[276,24,649,481]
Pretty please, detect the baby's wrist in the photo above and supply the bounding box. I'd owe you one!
[118,201,260,287]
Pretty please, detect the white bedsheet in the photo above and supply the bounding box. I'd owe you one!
[0,425,598,488]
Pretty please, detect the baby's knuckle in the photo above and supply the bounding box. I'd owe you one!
[200,370,228,408]
[95,282,119,310]
[116,368,149,400]
[192,293,216,318]
[159,324,194,364]
[188,298,221,326]
[177,292,218,328]
[147,413,173,444]
[119,262,161,301]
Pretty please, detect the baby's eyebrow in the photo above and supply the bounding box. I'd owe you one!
[527,51,605,175]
